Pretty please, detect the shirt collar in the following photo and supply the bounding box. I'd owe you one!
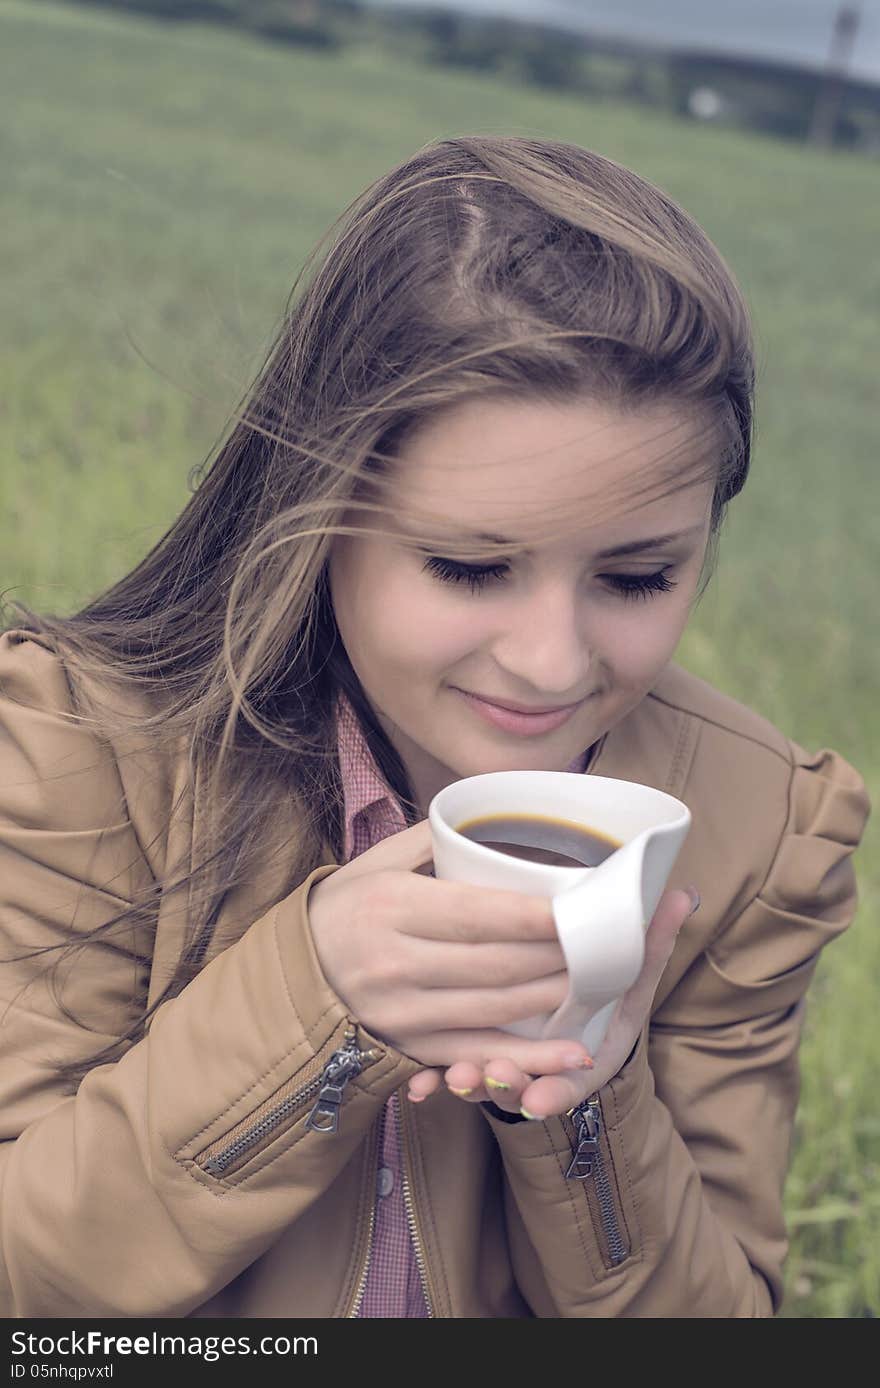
[335,690,596,853]
[335,690,399,834]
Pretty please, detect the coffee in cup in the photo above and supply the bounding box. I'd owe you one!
[455,813,621,869]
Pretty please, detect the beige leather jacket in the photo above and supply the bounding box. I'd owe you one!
[0,630,870,1317]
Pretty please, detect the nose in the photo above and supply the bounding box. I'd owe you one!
[489,579,593,699]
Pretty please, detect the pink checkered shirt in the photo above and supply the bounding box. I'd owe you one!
[334,691,593,1317]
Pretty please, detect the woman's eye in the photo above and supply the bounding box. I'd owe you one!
[602,570,678,601]
[423,556,678,602]
[422,557,510,593]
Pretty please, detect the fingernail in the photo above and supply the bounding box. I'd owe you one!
[520,1107,541,1121]
[408,1091,427,1102]
[686,886,701,915]
[485,1077,511,1091]
[563,1053,594,1070]
[448,1086,473,1097]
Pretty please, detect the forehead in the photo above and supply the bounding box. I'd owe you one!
[387,394,715,541]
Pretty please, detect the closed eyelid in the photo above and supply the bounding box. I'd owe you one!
[421,554,678,601]
[425,553,681,576]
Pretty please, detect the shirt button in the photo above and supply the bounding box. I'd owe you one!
[377,1166,394,1198]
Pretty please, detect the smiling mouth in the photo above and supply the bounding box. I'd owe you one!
[457,690,587,714]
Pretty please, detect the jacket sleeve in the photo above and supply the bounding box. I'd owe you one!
[0,633,421,1316]
[482,738,871,1317]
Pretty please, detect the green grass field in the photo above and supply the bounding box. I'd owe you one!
[2,0,877,1317]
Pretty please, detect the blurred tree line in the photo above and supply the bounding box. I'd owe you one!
[59,0,358,49]
[38,0,880,153]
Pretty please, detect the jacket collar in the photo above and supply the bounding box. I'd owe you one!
[590,663,700,800]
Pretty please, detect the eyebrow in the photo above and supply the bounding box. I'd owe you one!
[430,526,706,560]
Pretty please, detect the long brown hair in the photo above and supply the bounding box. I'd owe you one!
[7,135,754,1085]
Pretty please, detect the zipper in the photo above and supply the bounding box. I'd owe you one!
[197,1024,378,1178]
[346,1107,384,1318]
[396,1093,436,1316]
[304,1031,380,1134]
[347,1094,436,1317]
[561,1096,630,1268]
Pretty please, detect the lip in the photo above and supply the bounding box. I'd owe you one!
[455,689,587,737]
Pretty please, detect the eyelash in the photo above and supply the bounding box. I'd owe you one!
[422,556,679,602]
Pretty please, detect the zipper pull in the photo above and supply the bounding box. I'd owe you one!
[305,1029,378,1135]
[565,1097,602,1180]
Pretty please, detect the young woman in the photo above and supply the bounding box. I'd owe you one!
[0,135,869,1318]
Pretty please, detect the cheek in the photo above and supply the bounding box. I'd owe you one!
[334,554,485,676]
[376,578,488,674]
[594,600,691,679]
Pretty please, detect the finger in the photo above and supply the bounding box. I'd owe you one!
[520,1069,595,1119]
[396,875,557,944]
[417,1030,593,1074]
[409,938,567,989]
[443,1060,487,1101]
[645,887,695,965]
[620,887,695,1021]
[403,972,571,1031]
[482,1057,530,1113]
[406,1068,443,1103]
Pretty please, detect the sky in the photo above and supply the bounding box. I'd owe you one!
[368,0,880,83]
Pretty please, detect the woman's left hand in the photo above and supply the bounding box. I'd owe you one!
[405,885,698,1119]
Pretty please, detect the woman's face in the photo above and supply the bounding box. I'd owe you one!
[328,395,716,815]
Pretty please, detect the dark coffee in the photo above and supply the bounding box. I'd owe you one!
[455,813,621,869]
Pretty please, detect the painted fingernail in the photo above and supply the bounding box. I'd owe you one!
[520,1107,541,1121]
[563,1053,594,1069]
[485,1077,511,1091]
[448,1086,473,1097]
[686,886,701,915]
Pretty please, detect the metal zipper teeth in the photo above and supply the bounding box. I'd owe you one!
[591,1141,628,1266]
[397,1094,436,1317]
[347,1114,383,1318]
[201,1074,325,1175]
[562,1097,629,1267]
[199,1023,364,1176]
[347,1202,378,1319]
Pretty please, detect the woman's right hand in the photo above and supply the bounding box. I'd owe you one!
[306,820,593,1074]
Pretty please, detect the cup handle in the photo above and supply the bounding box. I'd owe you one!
[542,837,648,1044]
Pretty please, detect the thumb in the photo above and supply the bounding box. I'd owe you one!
[337,817,435,879]
[620,886,698,1020]
[642,886,698,972]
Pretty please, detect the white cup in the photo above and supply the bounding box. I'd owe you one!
[429,770,691,1054]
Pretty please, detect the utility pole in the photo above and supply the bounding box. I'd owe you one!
[809,3,862,148]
